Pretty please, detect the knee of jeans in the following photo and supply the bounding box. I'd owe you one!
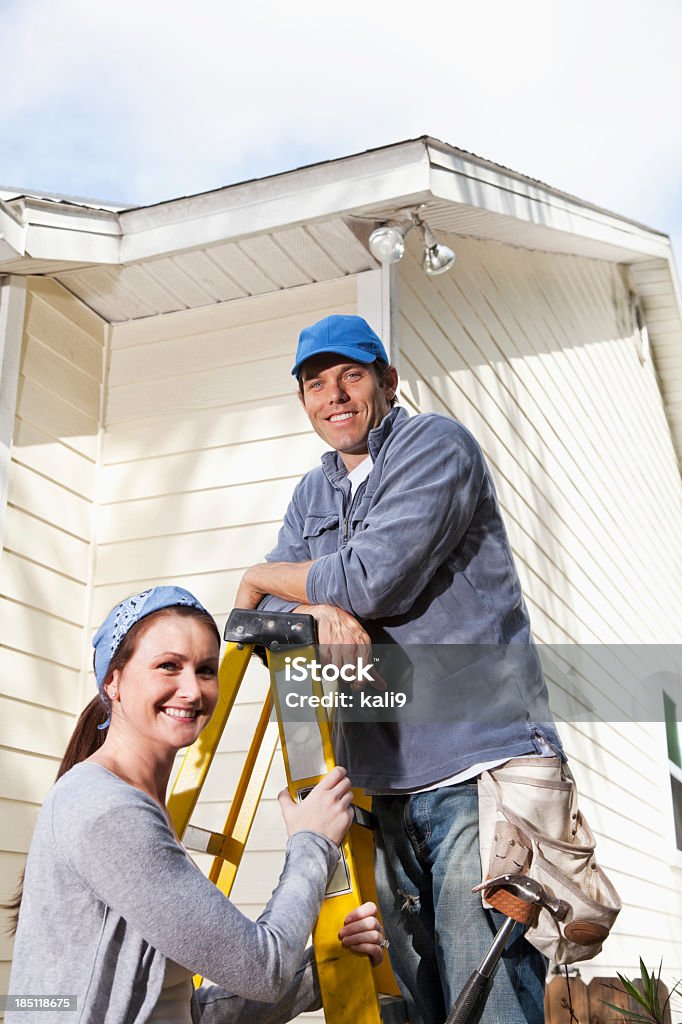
[397,888,421,914]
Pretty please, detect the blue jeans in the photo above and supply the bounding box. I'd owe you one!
[372,783,547,1024]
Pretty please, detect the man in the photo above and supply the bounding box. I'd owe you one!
[236,314,562,1024]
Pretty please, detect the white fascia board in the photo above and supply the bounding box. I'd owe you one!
[119,143,431,263]
[0,198,121,267]
[427,145,671,262]
[23,224,121,264]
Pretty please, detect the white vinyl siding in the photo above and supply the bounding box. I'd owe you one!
[0,278,105,994]
[398,231,682,980]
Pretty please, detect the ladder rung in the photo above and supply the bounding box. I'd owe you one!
[353,804,376,830]
[378,996,408,1024]
[184,825,225,857]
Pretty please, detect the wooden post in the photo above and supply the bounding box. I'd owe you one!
[545,973,589,1023]
[588,976,633,1023]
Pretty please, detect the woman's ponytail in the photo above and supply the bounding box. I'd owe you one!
[55,695,108,780]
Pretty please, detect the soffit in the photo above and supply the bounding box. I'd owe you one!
[53,218,375,323]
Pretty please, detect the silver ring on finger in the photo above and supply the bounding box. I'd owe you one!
[380,938,390,949]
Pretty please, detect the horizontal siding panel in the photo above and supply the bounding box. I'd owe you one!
[0,800,40,854]
[23,290,103,380]
[99,432,325,501]
[98,477,300,543]
[228,850,288,903]
[642,305,679,323]
[0,600,83,670]
[111,276,357,349]
[0,646,78,714]
[578,945,682,983]
[23,294,102,382]
[106,353,293,424]
[0,698,75,759]
[28,276,106,345]
[2,506,90,580]
[91,567,248,622]
[190,797,288,853]
[1,551,86,626]
[605,868,682,918]
[95,522,283,584]
[178,743,285,808]
[637,279,674,297]
[12,418,95,498]
[108,304,354,387]
[101,394,309,465]
[8,462,91,541]
[14,377,98,459]
[21,336,100,420]
[0,748,61,803]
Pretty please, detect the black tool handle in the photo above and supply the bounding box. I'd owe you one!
[444,970,489,1024]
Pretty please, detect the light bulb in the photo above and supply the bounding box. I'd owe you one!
[419,220,455,275]
[422,242,456,275]
[369,225,406,264]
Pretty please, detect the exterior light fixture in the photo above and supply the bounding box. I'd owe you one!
[367,224,408,264]
[368,209,456,276]
[419,219,456,276]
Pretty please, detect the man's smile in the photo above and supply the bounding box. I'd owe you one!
[328,411,358,422]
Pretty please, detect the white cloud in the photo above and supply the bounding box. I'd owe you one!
[1,0,681,259]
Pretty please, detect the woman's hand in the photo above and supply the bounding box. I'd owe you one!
[278,766,354,845]
[339,902,386,967]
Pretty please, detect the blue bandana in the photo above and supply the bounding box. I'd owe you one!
[92,586,210,729]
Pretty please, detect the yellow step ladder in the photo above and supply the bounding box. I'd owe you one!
[167,608,406,1024]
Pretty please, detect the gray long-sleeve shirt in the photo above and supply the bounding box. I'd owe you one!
[7,762,339,1024]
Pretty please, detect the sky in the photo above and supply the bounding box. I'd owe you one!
[2,0,682,271]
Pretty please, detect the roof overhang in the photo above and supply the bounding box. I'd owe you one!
[3,137,681,465]
[0,137,673,274]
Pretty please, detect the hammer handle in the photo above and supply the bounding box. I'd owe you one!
[444,971,488,1024]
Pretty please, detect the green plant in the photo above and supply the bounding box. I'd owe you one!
[603,959,681,1024]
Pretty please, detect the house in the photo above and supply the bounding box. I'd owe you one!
[1,136,681,1004]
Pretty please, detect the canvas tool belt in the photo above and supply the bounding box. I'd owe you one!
[477,756,622,965]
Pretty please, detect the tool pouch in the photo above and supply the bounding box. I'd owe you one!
[477,757,621,965]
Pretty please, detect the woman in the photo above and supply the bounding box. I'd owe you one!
[6,586,384,1023]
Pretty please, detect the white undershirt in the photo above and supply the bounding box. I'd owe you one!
[347,455,373,497]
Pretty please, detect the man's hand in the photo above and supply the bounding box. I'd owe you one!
[296,604,386,692]
[234,577,264,610]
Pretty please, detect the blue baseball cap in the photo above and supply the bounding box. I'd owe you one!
[291,315,389,377]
